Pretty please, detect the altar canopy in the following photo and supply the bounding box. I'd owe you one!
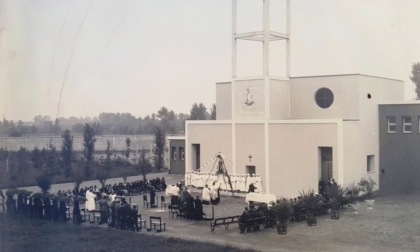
[245,193,276,206]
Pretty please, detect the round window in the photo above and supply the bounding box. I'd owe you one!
[315,88,334,109]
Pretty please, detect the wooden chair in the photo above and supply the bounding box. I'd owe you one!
[149,216,166,232]
[143,195,150,208]
[160,196,170,209]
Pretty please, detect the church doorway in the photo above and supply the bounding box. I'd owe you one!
[191,144,200,171]
[246,165,256,175]
[319,147,333,182]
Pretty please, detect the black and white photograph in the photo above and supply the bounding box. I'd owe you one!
[1,0,420,251]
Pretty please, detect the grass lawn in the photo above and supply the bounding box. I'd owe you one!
[0,214,254,252]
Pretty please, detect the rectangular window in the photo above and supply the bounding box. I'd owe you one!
[387,116,396,133]
[179,147,185,160]
[402,116,412,133]
[418,116,420,133]
[246,166,256,175]
[367,155,375,173]
[171,147,177,160]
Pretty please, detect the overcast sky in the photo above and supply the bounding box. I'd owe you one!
[1,0,420,122]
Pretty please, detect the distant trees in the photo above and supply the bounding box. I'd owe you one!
[82,123,96,178]
[410,62,420,100]
[7,147,29,183]
[153,125,166,170]
[136,149,152,181]
[157,107,177,134]
[121,137,131,184]
[0,102,216,137]
[189,103,209,120]
[61,129,74,177]
[210,104,216,120]
[97,140,112,189]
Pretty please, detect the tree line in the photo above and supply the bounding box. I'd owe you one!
[1,122,168,192]
[0,103,216,137]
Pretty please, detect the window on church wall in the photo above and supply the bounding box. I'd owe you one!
[172,147,177,161]
[315,88,334,109]
[387,116,396,133]
[402,116,412,133]
[179,147,185,161]
[367,155,375,173]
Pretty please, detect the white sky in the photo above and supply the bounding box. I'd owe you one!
[1,0,420,121]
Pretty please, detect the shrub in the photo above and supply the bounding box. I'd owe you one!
[272,199,293,222]
[358,177,376,200]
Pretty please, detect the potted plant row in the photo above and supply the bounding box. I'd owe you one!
[272,199,293,234]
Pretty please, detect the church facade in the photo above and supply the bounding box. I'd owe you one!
[186,74,404,197]
[182,0,413,197]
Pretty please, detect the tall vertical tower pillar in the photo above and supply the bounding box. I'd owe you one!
[231,0,291,193]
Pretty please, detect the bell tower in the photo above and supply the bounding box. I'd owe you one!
[231,0,291,121]
[230,0,291,193]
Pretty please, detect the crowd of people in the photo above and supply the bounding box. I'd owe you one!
[167,183,205,221]
[1,189,71,222]
[0,177,167,227]
[70,177,167,197]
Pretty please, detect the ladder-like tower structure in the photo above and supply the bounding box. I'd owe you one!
[230,0,291,193]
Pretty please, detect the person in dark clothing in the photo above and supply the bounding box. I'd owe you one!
[33,197,43,219]
[27,197,33,218]
[52,199,59,221]
[17,193,23,214]
[248,183,257,193]
[43,197,52,221]
[194,196,203,220]
[185,194,194,220]
[73,200,82,225]
[59,200,67,222]
[150,187,156,208]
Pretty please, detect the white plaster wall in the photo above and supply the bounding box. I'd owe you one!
[268,122,338,198]
[235,123,265,187]
[342,121,365,186]
[186,123,233,174]
[355,75,404,189]
[290,75,360,120]
[270,79,290,120]
[216,82,232,120]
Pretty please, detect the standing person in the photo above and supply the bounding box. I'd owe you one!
[194,196,203,220]
[0,191,5,212]
[52,198,59,221]
[202,185,211,205]
[85,190,96,211]
[98,196,109,225]
[150,186,156,208]
[43,196,52,221]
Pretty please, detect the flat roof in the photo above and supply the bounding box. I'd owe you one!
[216,73,403,84]
[290,73,403,82]
[167,136,185,140]
[379,101,420,105]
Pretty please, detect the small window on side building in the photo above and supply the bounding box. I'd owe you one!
[172,147,177,161]
[402,116,412,133]
[387,116,396,133]
[179,147,185,160]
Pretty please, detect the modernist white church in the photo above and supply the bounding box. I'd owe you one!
[182,0,405,197]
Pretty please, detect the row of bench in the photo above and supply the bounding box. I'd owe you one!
[209,215,275,233]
